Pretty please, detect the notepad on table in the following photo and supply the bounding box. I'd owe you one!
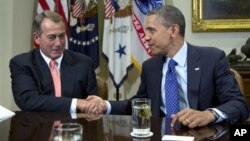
[0,105,15,122]
[162,135,194,141]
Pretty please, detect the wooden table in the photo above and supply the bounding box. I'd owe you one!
[0,111,249,141]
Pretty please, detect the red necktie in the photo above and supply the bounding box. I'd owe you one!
[50,60,61,97]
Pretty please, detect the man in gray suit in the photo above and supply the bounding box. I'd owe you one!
[105,5,249,128]
[9,11,103,113]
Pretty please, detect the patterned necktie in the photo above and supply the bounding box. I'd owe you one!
[50,60,61,97]
[165,59,179,117]
[164,116,172,135]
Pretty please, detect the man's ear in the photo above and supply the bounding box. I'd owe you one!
[170,24,179,38]
[33,33,40,45]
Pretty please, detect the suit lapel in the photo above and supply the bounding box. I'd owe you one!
[60,51,76,98]
[154,57,165,96]
[151,56,165,116]
[187,44,202,109]
[33,49,54,94]
[33,49,76,97]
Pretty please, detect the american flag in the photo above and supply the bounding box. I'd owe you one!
[105,0,116,18]
[72,0,83,18]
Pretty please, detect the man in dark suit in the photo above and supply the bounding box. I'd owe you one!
[105,5,249,128]
[9,11,103,113]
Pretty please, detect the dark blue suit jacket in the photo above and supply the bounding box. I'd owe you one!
[110,43,249,124]
[9,48,97,112]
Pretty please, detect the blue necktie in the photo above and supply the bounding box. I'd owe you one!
[165,59,179,117]
[164,116,172,134]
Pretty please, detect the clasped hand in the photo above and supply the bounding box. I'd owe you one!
[77,95,106,114]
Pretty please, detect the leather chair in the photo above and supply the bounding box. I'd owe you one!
[230,68,245,94]
[96,76,108,100]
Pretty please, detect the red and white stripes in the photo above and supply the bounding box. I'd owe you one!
[36,0,69,33]
[105,0,116,18]
[72,0,83,18]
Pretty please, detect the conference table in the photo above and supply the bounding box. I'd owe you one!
[0,111,249,141]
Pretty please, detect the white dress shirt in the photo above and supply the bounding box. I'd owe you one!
[40,50,77,113]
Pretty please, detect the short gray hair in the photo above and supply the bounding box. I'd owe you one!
[33,10,65,36]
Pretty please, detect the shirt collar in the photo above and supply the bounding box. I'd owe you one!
[40,49,63,69]
[171,42,187,67]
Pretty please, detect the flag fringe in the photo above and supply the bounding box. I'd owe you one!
[115,5,132,18]
[84,3,98,18]
[70,3,98,18]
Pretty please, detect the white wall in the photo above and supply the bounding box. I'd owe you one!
[0,0,34,110]
[0,0,249,110]
[0,0,13,109]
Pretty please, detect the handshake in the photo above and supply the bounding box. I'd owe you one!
[77,95,107,114]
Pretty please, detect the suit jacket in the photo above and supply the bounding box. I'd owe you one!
[110,43,249,124]
[9,48,97,112]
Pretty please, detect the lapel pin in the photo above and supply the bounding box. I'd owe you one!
[195,67,200,71]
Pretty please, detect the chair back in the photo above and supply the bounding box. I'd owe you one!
[230,68,245,94]
[96,76,108,100]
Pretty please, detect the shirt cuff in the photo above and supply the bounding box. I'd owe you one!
[105,100,111,114]
[209,108,228,123]
[70,98,77,113]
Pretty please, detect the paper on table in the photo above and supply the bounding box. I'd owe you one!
[0,105,15,122]
[162,135,194,141]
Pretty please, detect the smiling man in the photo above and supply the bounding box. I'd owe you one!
[9,11,104,114]
[104,5,249,129]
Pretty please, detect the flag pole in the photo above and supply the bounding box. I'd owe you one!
[116,87,119,101]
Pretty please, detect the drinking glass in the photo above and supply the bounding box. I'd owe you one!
[53,122,83,141]
[132,98,152,136]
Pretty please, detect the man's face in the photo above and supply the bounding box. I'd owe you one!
[145,15,173,56]
[34,18,66,60]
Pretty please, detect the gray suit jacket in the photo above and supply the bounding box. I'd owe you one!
[9,48,97,112]
[110,43,249,124]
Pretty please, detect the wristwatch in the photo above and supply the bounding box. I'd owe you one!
[207,109,219,122]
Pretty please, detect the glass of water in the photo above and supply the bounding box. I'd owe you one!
[132,98,152,137]
[53,122,83,141]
